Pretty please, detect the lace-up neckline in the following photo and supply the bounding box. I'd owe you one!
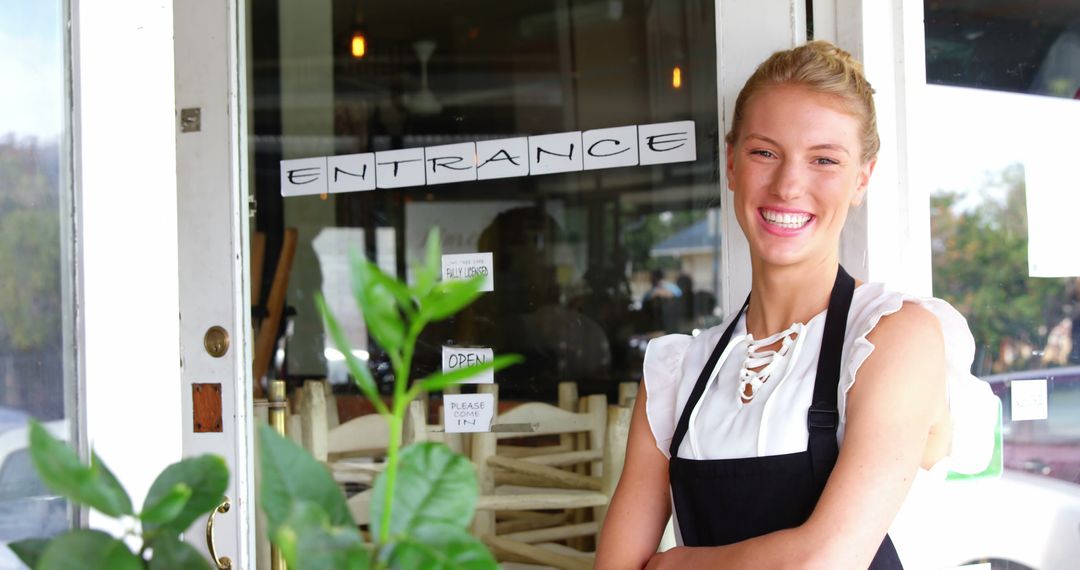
[738,322,806,403]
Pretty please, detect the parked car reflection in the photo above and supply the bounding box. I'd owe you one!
[0,421,68,570]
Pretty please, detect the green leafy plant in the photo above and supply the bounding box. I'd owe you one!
[258,228,521,569]
[10,421,229,570]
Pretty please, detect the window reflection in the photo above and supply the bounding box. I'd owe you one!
[925,0,1080,101]
[0,0,74,563]
[250,0,722,401]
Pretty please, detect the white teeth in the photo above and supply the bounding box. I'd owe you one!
[761,209,811,228]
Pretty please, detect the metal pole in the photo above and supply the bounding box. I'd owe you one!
[268,380,287,570]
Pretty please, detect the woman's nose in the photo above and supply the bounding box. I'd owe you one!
[770,159,805,200]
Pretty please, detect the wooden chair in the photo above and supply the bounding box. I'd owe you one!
[471,385,633,569]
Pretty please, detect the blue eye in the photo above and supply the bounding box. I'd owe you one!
[814,157,840,166]
[750,149,775,158]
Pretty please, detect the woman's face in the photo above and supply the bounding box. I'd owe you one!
[726,84,875,270]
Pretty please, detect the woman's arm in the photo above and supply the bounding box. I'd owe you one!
[595,381,673,568]
[645,302,947,570]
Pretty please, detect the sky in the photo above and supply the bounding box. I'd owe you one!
[0,1,65,141]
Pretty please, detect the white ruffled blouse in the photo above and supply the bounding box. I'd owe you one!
[644,282,995,472]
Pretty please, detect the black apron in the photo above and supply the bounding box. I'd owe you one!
[667,267,902,569]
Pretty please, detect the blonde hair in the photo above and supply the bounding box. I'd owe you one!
[725,40,879,164]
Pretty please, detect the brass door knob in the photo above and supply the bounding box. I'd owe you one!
[205,497,233,569]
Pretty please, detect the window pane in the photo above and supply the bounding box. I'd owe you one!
[249,0,721,402]
[924,81,1080,568]
[925,1,1080,100]
[0,0,76,564]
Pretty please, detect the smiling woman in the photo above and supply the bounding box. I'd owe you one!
[595,41,998,570]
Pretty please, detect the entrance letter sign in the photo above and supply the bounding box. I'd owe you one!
[327,153,376,193]
[280,121,698,195]
[375,147,426,189]
[425,142,478,185]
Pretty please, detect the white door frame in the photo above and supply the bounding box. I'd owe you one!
[175,0,256,566]
[74,0,184,537]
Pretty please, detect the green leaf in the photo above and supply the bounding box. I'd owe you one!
[362,258,416,318]
[139,483,192,526]
[420,276,486,323]
[27,420,133,517]
[147,534,213,570]
[370,443,477,542]
[258,424,355,538]
[351,255,406,352]
[141,454,229,535]
[36,530,142,570]
[273,501,370,570]
[9,538,49,568]
[387,528,497,570]
[316,294,382,407]
[416,354,523,392]
[414,228,442,297]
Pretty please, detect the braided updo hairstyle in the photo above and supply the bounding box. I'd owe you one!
[726,40,879,164]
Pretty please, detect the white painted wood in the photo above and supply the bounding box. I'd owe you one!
[174,0,254,565]
[716,0,807,316]
[75,0,183,537]
[834,0,931,294]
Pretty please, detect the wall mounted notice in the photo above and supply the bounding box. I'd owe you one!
[442,346,495,384]
[442,252,494,292]
[280,120,697,197]
[1011,379,1048,421]
[444,393,494,433]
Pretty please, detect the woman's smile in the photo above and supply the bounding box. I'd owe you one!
[758,207,815,235]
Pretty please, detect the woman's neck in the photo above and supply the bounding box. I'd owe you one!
[745,256,839,339]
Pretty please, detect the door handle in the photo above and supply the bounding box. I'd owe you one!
[205,496,233,569]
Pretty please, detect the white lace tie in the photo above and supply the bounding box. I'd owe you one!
[738,323,805,403]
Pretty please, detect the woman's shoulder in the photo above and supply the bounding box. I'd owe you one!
[846,282,974,356]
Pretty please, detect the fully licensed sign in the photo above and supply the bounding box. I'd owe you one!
[280,121,696,196]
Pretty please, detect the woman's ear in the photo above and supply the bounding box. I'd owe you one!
[851,157,876,207]
[725,142,736,191]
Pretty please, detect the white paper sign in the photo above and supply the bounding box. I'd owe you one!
[528,131,584,175]
[375,148,426,189]
[444,393,494,433]
[638,120,696,165]
[425,142,477,185]
[583,125,639,170]
[476,137,529,180]
[1025,149,1080,277]
[442,252,494,292]
[1011,379,1048,421]
[327,153,376,193]
[281,156,328,196]
[442,346,495,384]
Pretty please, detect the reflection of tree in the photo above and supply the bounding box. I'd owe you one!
[931,164,1068,374]
[0,136,62,352]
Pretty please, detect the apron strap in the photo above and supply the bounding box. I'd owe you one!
[807,266,855,487]
[668,296,749,458]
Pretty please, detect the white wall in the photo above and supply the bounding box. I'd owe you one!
[74,0,182,530]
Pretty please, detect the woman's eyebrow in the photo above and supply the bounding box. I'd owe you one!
[744,134,851,157]
[809,143,851,156]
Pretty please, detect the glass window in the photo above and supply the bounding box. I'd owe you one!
[0,0,76,564]
[248,0,722,402]
[926,0,1080,101]
[925,3,1080,568]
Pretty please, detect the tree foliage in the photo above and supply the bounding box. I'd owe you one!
[930,164,1068,374]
